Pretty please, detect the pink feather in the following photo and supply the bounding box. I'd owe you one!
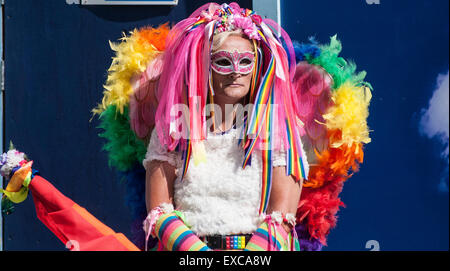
[129,55,164,139]
[292,62,333,154]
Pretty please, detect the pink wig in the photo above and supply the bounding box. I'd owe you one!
[150,3,308,182]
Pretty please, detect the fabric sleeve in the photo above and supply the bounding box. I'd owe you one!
[142,128,182,171]
[272,139,309,176]
[272,148,287,167]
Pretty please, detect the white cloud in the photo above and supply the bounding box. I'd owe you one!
[419,70,449,192]
[420,71,449,157]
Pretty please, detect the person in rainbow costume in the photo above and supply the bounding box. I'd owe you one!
[1,2,372,251]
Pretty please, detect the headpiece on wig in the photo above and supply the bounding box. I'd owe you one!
[94,2,372,250]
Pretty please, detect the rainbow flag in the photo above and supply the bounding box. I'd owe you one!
[29,176,139,251]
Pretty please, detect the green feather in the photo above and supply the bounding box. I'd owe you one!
[97,105,147,172]
[307,35,371,90]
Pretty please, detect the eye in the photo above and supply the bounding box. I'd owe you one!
[240,58,253,65]
[215,59,232,66]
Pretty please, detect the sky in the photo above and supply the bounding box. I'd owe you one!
[420,71,449,192]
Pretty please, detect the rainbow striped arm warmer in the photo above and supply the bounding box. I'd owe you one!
[245,213,300,251]
[154,212,211,251]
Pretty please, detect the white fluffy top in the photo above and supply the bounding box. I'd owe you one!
[143,126,288,236]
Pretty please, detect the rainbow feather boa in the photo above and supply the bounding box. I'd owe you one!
[95,21,372,250]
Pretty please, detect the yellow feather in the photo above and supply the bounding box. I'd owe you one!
[92,29,161,116]
[323,83,372,148]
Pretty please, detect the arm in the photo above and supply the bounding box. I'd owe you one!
[144,160,210,251]
[245,166,303,251]
[266,166,303,233]
[145,160,176,212]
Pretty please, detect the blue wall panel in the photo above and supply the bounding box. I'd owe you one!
[281,0,449,251]
[3,0,251,250]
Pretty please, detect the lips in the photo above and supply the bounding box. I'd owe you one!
[226,83,243,87]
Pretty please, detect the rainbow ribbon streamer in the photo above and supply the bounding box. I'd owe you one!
[240,40,262,150]
[180,138,191,181]
[189,18,206,32]
[259,88,275,213]
[240,32,277,213]
[222,4,233,15]
[242,51,275,169]
[284,105,307,181]
[244,8,254,17]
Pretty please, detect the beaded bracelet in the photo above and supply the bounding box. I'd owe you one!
[270,211,299,251]
[267,211,296,227]
[283,213,296,228]
[143,203,174,250]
